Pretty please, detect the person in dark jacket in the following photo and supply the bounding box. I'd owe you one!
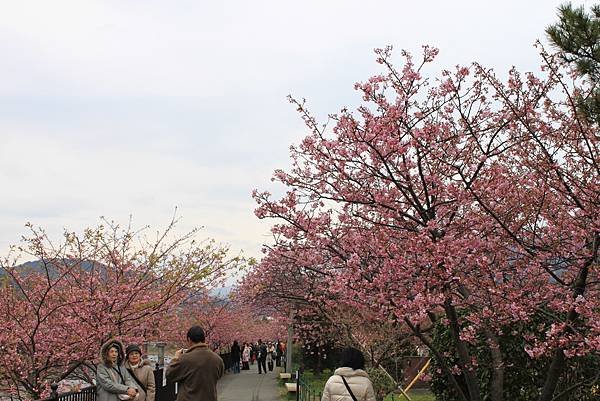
[250,343,257,365]
[166,326,224,401]
[275,340,282,367]
[230,340,241,374]
[257,339,268,374]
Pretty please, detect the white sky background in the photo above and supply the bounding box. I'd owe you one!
[0,0,592,263]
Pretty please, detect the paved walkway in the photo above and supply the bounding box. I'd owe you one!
[218,367,283,401]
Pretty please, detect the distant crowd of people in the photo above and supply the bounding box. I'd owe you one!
[229,339,286,374]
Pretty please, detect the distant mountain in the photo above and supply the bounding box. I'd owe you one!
[2,261,235,303]
[209,285,233,298]
[0,259,103,278]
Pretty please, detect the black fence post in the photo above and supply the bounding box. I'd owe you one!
[50,383,59,400]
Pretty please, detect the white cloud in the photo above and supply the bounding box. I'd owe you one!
[0,0,590,259]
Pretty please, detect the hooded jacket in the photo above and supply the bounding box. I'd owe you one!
[321,367,376,401]
[123,359,155,401]
[96,340,138,401]
[165,343,224,401]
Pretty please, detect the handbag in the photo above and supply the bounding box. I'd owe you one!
[340,376,358,401]
[118,394,139,401]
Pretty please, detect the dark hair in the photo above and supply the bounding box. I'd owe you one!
[340,347,365,370]
[187,326,206,343]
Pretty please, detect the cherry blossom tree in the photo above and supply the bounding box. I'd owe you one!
[248,44,598,401]
[0,217,239,400]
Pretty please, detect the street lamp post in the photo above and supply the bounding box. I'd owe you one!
[156,342,166,367]
[286,308,293,373]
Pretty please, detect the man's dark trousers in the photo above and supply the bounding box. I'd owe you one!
[258,357,267,374]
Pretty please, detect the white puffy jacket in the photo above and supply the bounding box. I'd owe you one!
[321,367,376,401]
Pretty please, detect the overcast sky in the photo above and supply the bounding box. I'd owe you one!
[0,0,591,261]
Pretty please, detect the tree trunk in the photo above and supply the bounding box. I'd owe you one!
[539,348,566,401]
[404,318,470,401]
[444,300,482,401]
[539,234,596,401]
[484,329,504,401]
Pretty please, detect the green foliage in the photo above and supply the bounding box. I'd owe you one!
[429,319,600,401]
[547,3,600,77]
[547,3,600,124]
[299,369,331,393]
[385,390,436,401]
[299,341,340,373]
[367,367,398,401]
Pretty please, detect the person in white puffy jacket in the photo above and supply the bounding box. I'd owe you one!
[321,347,376,401]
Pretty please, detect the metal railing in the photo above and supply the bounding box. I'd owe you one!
[43,385,96,401]
[220,352,232,372]
[296,371,322,401]
[153,368,176,401]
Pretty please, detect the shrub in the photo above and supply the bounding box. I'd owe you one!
[367,367,397,401]
[430,317,600,401]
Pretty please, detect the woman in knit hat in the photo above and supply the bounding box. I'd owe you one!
[124,344,156,401]
[125,344,156,401]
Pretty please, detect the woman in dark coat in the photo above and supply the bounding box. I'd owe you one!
[230,341,241,374]
[275,340,282,367]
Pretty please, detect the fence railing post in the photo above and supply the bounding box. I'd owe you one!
[50,383,59,400]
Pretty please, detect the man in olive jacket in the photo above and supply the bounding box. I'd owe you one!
[166,326,224,401]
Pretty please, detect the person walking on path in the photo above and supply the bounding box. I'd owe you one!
[279,341,286,368]
[166,326,225,401]
[266,343,275,372]
[250,343,257,365]
[275,340,284,367]
[257,339,268,374]
[321,347,376,401]
[96,340,139,401]
[230,340,241,374]
[124,344,156,401]
[242,343,251,370]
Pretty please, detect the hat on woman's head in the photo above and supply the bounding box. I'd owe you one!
[108,341,124,354]
[125,344,142,356]
[100,339,126,365]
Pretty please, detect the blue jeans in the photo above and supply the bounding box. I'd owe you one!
[233,361,240,373]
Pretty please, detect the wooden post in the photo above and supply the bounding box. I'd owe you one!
[405,359,430,392]
[296,370,300,401]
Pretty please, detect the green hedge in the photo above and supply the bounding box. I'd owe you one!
[429,318,600,401]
